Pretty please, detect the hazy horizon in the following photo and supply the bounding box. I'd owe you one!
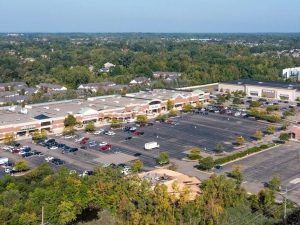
[0,0,300,33]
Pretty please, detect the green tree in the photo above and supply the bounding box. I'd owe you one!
[111,118,122,128]
[32,130,47,141]
[268,175,281,191]
[136,115,148,124]
[250,100,262,107]
[236,136,245,145]
[254,129,263,140]
[168,109,177,117]
[157,152,169,165]
[266,125,275,134]
[215,143,224,154]
[14,160,29,172]
[58,201,77,225]
[230,165,243,185]
[64,114,77,127]
[232,97,241,105]
[167,99,174,110]
[85,122,96,132]
[131,160,144,172]
[198,156,214,170]
[156,114,167,121]
[4,133,15,145]
[63,126,75,135]
[281,122,289,130]
[182,103,192,112]
[195,101,203,109]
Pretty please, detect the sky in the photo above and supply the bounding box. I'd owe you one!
[0,0,300,33]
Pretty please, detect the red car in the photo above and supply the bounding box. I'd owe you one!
[80,137,89,145]
[100,144,112,151]
[11,149,20,154]
[133,131,144,136]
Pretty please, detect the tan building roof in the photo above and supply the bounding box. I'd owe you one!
[139,169,201,200]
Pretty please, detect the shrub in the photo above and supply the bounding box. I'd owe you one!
[279,133,290,141]
[198,157,214,171]
[214,144,274,165]
[187,147,202,160]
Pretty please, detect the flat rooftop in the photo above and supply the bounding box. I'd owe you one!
[0,96,127,126]
[222,79,300,91]
[126,89,195,101]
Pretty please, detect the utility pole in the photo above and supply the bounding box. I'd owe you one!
[284,187,287,225]
[41,206,44,225]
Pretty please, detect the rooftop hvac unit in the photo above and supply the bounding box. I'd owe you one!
[68,111,73,115]
[43,106,49,109]
[237,82,243,85]
[54,108,60,111]
[101,99,106,102]
[114,101,119,104]
[25,105,32,109]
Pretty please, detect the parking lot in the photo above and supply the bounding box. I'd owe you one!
[216,141,300,204]
[0,110,279,176]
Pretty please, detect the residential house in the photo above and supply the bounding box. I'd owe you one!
[129,76,151,85]
[99,62,116,73]
[37,83,67,93]
[0,82,27,92]
[78,82,116,92]
[153,71,182,81]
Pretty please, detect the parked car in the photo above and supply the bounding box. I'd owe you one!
[99,141,108,146]
[125,136,132,140]
[22,152,34,158]
[32,150,43,156]
[93,129,104,135]
[49,146,58,150]
[45,156,54,162]
[100,144,112,151]
[104,131,115,136]
[80,170,94,177]
[133,131,144,136]
[11,149,20,154]
[51,158,65,165]
[134,153,142,157]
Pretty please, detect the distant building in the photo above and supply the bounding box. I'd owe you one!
[219,79,300,101]
[153,71,182,80]
[37,83,67,93]
[78,82,116,92]
[99,62,116,73]
[129,76,151,85]
[283,67,300,80]
[0,82,27,92]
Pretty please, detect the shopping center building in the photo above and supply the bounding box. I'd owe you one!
[218,79,300,101]
[0,89,209,141]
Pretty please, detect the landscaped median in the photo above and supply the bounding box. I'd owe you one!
[214,143,275,166]
[197,143,276,171]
